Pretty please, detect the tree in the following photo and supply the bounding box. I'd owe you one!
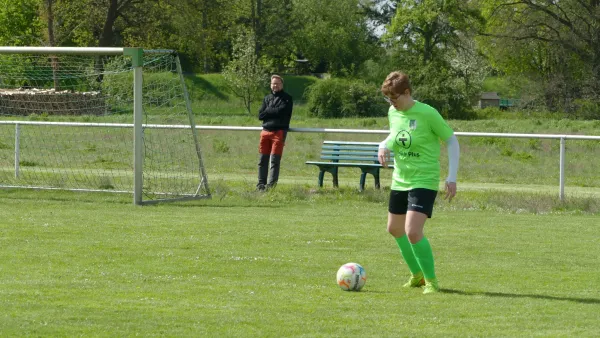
[381,0,484,118]
[448,36,489,104]
[50,0,159,47]
[387,0,484,64]
[43,0,60,89]
[222,30,269,114]
[480,0,600,111]
[171,0,233,73]
[0,0,43,45]
[483,0,599,72]
[291,0,377,75]
[255,0,298,72]
[222,0,299,72]
[361,0,397,26]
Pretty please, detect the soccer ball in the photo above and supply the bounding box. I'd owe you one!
[336,262,366,291]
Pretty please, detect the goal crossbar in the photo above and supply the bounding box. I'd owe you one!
[0,47,211,205]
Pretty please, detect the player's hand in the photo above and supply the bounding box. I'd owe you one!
[444,181,457,202]
[378,148,390,168]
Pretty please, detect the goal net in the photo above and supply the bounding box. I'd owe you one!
[0,47,210,204]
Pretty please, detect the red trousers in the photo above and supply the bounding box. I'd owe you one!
[259,130,287,155]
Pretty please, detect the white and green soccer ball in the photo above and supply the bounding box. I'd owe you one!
[336,262,366,291]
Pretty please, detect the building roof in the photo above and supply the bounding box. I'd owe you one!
[480,92,500,100]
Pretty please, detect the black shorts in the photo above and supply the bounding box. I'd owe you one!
[388,188,438,218]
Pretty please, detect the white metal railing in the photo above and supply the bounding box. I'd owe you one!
[0,47,125,55]
[1,121,599,200]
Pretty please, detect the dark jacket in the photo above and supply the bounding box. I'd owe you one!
[258,90,293,131]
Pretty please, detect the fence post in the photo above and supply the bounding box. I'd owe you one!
[559,137,565,201]
[14,123,20,178]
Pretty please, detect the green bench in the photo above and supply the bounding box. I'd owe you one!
[305,141,394,191]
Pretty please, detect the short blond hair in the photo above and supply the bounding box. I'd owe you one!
[271,74,284,84]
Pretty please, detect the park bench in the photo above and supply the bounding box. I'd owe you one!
[305,141,394,191]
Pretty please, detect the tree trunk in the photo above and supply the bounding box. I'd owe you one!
[423,32,432,64]
[592,55,600,98]
[202,10,209,73]
[251,0,256,34]
[46,0,59,90]
[96,0,120,82]
[255,0,262,55]
[99,0,119,47]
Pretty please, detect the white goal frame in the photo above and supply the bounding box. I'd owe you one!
[0,47,211,205]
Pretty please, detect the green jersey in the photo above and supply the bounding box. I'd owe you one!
[383,101,454,191]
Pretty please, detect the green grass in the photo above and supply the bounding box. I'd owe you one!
[0,189,599,336]
[2,68,600,336]
[1,72,600,335]
[2,116,600,202]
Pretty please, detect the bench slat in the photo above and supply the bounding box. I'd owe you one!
[320,156,379,162]
[306,161,392,168]
[322,147,379,152]
[322,144,379,148]
[321,151,382,156]
[323,141,380,146]
[306,140,394,190]
[321,150,394,156]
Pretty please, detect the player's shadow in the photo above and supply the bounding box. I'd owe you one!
[442,288,600,305]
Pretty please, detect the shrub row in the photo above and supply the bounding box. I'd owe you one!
[305,78,388,118]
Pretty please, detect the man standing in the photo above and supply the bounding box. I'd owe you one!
[257,75,293,191]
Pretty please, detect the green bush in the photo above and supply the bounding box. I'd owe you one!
[414,81,478,120]
[344,81,389,117]
[102,71,178,109]
[573,99,600,120]
[305,79,387,118]
[305,79,344,118]
[101,72,131,102]
[213,139,230,153]
[476,107,505,119]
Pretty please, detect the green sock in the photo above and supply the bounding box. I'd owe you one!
[395,235,422,275]
[411,236,437,280]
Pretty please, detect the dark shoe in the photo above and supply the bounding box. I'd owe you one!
[256,184,266,192]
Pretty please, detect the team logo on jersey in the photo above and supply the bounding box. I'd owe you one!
[409,120,417,130]
[394,130,412,149]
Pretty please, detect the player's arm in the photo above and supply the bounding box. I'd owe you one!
[378,134,393,168]
[444,134,460,202]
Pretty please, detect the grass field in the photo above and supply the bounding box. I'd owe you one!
[1,73,600,336]
[2,117,600,199]
[1,188,599,336]
[2,73,599,196]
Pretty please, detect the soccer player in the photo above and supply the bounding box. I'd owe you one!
[378,71,460,294]
[257,75,294,191]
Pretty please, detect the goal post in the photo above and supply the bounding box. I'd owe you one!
[0,47,211,205]
[125,48,145,205]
